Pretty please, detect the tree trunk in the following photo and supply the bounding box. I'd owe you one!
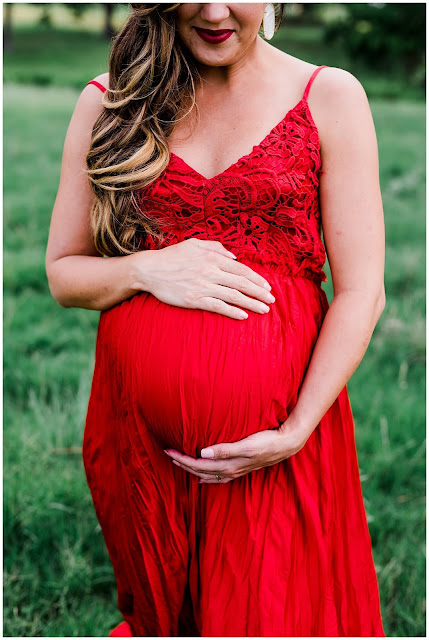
[3,3,13,53]
[103,3,115,39]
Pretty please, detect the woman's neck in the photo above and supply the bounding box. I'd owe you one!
[195,35,270,91]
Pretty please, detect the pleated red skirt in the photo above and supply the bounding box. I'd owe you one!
[83,268,385,636]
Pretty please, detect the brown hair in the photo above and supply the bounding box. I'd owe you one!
[86,3,286,256]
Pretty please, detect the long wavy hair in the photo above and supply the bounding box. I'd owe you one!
[86,3,286,256]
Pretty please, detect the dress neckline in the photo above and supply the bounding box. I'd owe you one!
[168,97,318,182]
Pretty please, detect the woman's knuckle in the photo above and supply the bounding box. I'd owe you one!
[201,265,214,280]
[204,251,216,263]
[229,289,241,302]
[184,290,198,306]
[238,275,248,289]
[233,263,244,276]
[210,298,224,312]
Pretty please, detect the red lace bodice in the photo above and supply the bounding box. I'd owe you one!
[87,66,328,286]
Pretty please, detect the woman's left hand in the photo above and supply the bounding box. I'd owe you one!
[163,422,313,484]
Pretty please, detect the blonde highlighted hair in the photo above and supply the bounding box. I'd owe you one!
[86,3,285,256]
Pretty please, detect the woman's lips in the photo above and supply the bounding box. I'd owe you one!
[194,27,234,44]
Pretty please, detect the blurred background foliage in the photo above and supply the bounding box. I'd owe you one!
[3,3,426,638]
[3,2,426,97]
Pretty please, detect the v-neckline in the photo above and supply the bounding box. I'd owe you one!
[168,97,312,182]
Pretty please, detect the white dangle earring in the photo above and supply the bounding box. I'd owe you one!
[262,2,276,41]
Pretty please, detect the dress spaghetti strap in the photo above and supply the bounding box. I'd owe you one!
[86,80,107,93]
[302,65,328,101]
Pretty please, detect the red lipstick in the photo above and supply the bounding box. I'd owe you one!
[194,27,234,44]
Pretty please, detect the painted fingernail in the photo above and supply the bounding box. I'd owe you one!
[164,450,171,456]
[201,447,215,458]
[172,460,180,466]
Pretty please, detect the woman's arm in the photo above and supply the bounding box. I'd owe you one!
[282,67,386,440]
[163,68,386,480]
[45,74,157,310]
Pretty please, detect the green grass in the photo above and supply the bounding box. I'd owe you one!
[3,11,426,638]
[4,85,117,637]
[3,3,128,89]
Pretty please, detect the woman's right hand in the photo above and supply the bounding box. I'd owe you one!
[136,238,276,320]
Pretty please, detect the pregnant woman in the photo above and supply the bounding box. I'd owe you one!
[46,3,386,637]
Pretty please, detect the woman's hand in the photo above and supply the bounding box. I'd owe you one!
[163,421,312,483]
[141,237,276,321]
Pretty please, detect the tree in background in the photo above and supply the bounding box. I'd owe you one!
[3,3,13,52]
[103,3,116,39]
[63,3,92,21]
[64,3,117,39]
[283,3,322,24]
[3,2,119,51]
[323,3,425,86]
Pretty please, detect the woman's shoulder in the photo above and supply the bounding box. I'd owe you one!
[308,65,367,104]
[86,72,110,92]
[67,73,109,140]
[304,64,374,156]
[77,72,110,114]
[278,51,365,99]
[267,48,366,108]
[273,54,373,153]
[307,65,370,136]
[277,54,369,120]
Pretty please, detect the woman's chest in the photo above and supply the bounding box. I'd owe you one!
[168,94,308,182]
[168,117,278,181]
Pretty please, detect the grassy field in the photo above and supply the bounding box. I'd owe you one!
[3,9,426,639]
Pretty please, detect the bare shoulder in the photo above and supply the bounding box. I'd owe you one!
[266,48,366,111]
[59,72,109,161]
[311,66,368,110]
[81,71,109,102]
[72,72,109,129]
[91,71,110,90]
[308,66,375,152]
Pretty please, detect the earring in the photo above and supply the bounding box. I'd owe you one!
[262,2,275,41]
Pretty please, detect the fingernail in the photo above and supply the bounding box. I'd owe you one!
[172,460,180,466]
[201,447,215,458]
[228,251,237,259]
[264,282,271,291]
[163,449,171,456]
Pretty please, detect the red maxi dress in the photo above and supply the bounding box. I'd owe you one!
[83,66,386,637]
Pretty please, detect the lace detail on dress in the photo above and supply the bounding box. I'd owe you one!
[135,99,327,286]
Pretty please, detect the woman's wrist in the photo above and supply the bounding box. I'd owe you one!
[126,249,158,296]
[278,411,316,445]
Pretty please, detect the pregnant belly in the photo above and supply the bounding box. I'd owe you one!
[98,272,326,456]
